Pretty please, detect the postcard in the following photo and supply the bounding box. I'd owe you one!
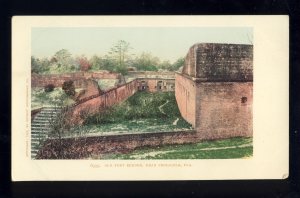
[12,16,289,181]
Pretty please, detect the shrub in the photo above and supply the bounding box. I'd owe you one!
[62,80,75,96]
[44,84,55,92]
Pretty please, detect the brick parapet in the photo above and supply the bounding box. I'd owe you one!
[37,130,199,159]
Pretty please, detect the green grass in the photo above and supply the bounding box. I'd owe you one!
[97,79,118,90]
[31,87,76,109]
[85,92,183,124]
[94,137,253,159]
[78,92,192,135]
[67,117,192,137]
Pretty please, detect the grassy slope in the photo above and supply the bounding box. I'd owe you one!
[31,88,76,109]
[95,137,253,159]
[97,79,118,91]
[79,92,192,134]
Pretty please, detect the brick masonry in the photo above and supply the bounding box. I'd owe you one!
[127,71,175,79]
[176,43,253,139]
[68,80,138,124]
[31,71,120,88]
[137,78,175,92]
[75,79,101,101]
[195,82,253,139]
[33,43,253,158]
[37,130,198,159]
[182,43,253,81]
[175,74,196,127]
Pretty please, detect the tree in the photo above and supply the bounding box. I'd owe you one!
[108,40,132,74]
[49,49,76,73]
[89,54,119,72]
[76,55,91,71]
[31,56,40,73]
[89,55,102,71]
[53,49,72,65]
[158,60,172,71]
[102,56,118,72]
[132,52,160,71]
[31,56,51,74]
[44,84,55,92]
[62,80,75,97]
[170,57,185,71]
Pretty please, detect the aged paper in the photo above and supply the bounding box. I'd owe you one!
[12,16,289,181]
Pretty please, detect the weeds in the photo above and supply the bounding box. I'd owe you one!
[84,92,185,124]
[97,137,253,159]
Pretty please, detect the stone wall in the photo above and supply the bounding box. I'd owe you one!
[31,71,120,88]
[195,82,253,139]
[175,73,196,127]
[37,130,198,159]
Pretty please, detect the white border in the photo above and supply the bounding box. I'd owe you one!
[12,16,289,181]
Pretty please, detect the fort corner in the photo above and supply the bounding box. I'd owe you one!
[176,43,253,140]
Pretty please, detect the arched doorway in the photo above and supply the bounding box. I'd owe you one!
[157,81,163,91]
[139,80,148,91]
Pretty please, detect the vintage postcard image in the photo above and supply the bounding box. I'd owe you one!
[12,16,289,180]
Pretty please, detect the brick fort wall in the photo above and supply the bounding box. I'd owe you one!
[175,73,196,127]
[69,79,138,124]
[37,130,198,159]
[31,71,120,88]
[177,43,253,140]
[195,82,253,139]
[182,43,253,81]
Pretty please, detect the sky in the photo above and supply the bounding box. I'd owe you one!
[32,27,252,63]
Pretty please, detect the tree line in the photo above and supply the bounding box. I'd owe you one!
[32,40,185,75]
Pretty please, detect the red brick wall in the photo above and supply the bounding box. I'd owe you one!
[31,72,120,88]
[195,82,253,139]
[75,79,101,101]
[147,79,158,92]
[70,80,138,124]
[83,71,120,79]
[137,79,175,92]
[177,43,253,140]
[37,130,198,159]
[128,71,175,79]
[175,73,196,127]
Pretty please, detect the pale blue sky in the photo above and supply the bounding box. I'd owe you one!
[32,27,252,63]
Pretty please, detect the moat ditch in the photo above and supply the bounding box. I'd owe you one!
[63,91,193,137]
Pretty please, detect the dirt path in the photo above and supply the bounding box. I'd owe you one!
[172,118,179,125]
[199,143,253,151]
[158,100,169,114]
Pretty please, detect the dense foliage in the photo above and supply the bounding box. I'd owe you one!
[85,92,190,127]
[62,80,75,96]
[31,40,185,75]
[44,84,55,92]
[84,92,179,124]
[75,91,192,135]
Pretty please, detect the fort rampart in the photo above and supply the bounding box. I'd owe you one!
[37,130,198,159]
[31,71,120,88]
[176,43,253,140]
[68,79,138,124]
